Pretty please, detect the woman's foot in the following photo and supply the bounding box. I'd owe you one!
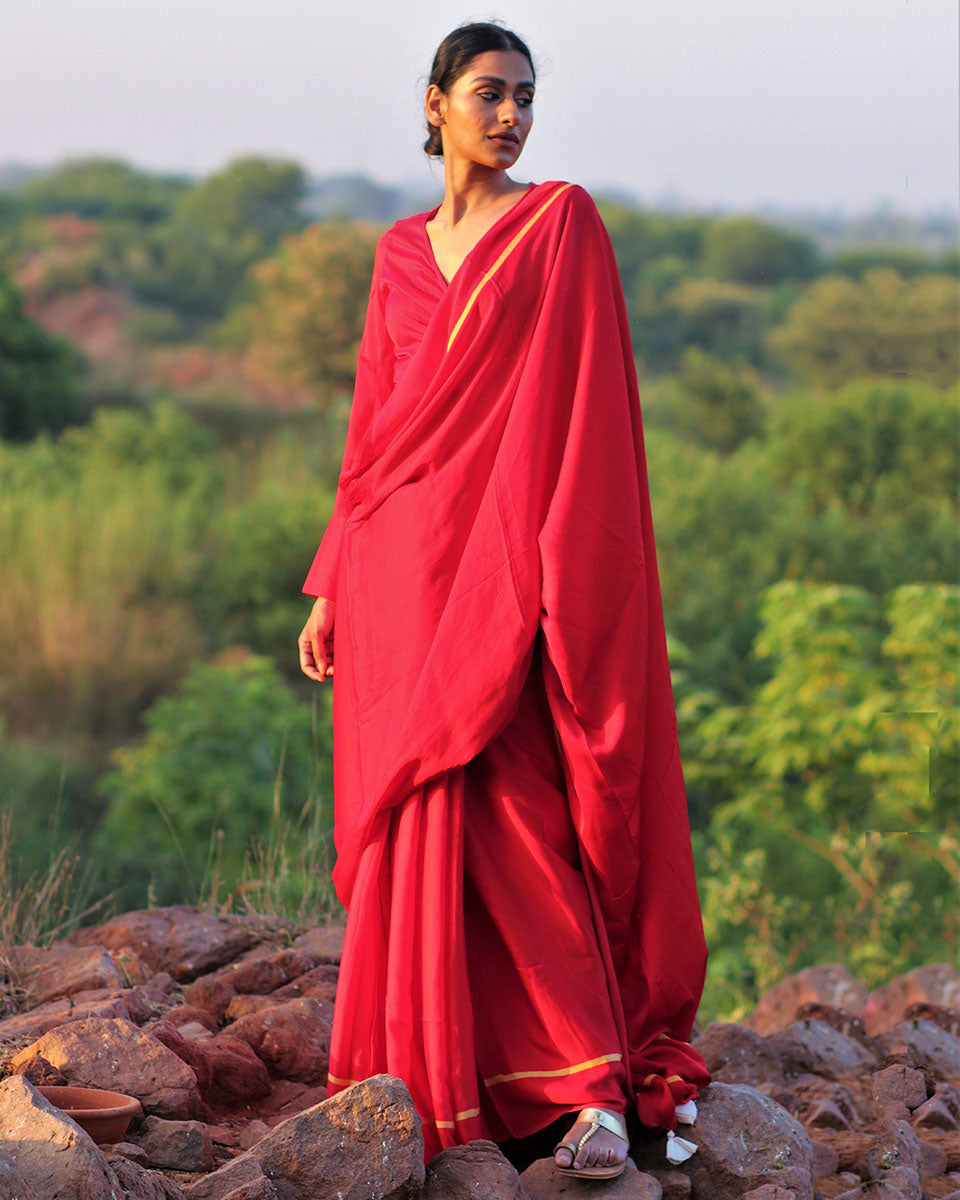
[553,1107,628,1174]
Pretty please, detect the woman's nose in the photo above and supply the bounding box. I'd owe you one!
[499,99,520,124]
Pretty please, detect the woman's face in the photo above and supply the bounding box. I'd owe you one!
[427,49,535,171]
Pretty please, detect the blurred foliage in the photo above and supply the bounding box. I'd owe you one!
[701,216,821,285]
[0,270,84,440]
[19,157,189,223]
[769,269,960,387]
[96,654,333,908]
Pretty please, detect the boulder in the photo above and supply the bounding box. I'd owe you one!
[253,1074,424,1198]
[10,1015,201,1119]
[874,1020,960,1080]
[160,1005,220,1035]
[224,995,286,1021]
[201,1035,272,1110]
[0,1075,122,1200]
[185,974,238,1023]
[746,967,868,1035]
[110,1153,189,1199]
[0,993,130,1041]
[291,923,345,959]
[69,905,277,981]
[691,1021,786,1085]
[646,1168,690,1198]
[521,1155,661,1198]
[767,1019,879,1080]
[271,961,340,1002]
[740,1187,799,1200]
[184,1154,279,1200]
[872,1064,929,1110]
[215,950,318,996]
[7,943,127,1004]
[0,1146,40,1200]
[224,997,333,1083]
[631,1081,815,1200]
[792,1080,863,1132]
[134,1115,215,1171]
[424,1139,530,1198]
[863,966,960,1036]
[913,1084,960,1131]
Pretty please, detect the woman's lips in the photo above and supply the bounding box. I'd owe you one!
[489,134,519,145]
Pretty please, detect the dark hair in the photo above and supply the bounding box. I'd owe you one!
[423,21,535,157]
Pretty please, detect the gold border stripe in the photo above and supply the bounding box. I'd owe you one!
[432,1107,482,1128]
[483,1051,622,1088]
[327,1072,364,1087]
[446,182,574,353]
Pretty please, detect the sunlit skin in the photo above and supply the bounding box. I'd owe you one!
[297,44,628,1176]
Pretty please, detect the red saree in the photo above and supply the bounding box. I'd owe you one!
[302,180,711,1161]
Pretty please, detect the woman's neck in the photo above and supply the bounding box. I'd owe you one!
[436,161,527,226]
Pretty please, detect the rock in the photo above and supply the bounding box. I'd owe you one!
[746,967,868,1035]
[237,1119,270,1149]
[13,1053,69,1086]
[902,1001,960,1035]
[755,1082,801,1113]
[185,976,237,1023]
[872,1065,929,1110]
[7,943,127,1004]
[863,1118,923,1190]
[0,993,131,1041]
[740,1186,799,1200]
[224,997,333,1083]
[215,950,318,996]
[767,1019,879,1080]
[808,1135,840,1175]
[224,995,285,1021]
[134,1115,215,1171]
[201,1036,272,1110]
[631,1081,815,1200]
[103,1140,151,1165]
[69,905,277,982]
[793,1080,862,1132]
[793,1002,871,1042]
[184,1154,279,1200]
[110,1153,189,1198]
[424,1139,530,1198]
[691,1022,786,1085]
[210,1080,424,1200]
[833,1185,908,1199]
[916,1135,948,1177]
[10,1015,201,1119]
[0,1075,122,1200]
[291,923,345,959]
[0,1146,40,1200]
[913,1084,960,1130]
[646,1168,690,1198]
[863,966,960,1037]
[874,1020,960,1080]
[178,1020,216,1043]
[163,1006,220,1035]
[271,961,340,1002]
[521,1155,661,1197]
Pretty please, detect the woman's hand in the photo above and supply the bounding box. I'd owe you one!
[299,596,336,682]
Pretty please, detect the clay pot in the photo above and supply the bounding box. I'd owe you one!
[37,1085,142,1143]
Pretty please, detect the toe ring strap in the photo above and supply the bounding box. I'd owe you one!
[574,1107,629,1151]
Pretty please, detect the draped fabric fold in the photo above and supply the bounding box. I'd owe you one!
[303,180,711,1158]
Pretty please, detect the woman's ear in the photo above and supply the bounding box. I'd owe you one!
[425,84,446,129]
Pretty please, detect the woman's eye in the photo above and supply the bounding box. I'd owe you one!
[518,95,533,107]
[478,91,499,101]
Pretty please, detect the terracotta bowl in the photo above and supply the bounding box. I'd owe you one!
[37,1085,142,1144]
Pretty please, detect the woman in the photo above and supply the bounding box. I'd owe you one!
[298,21,711,1180]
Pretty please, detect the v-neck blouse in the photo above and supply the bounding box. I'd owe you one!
[377,182,540,386]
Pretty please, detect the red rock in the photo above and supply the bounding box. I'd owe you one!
[14,1053,69,1087]
[767,1019,879,1080]
[424,1139,530,1198]
[916,1135,949,1177]
[109,1153,189,1199]
[874,1021,960,1080]
[9,1015,201,1119]
[225,997,332,1083]
[7,943,126,1004]
[0,1146,40,1200]
[243,1074,424,1199]
[691,1021,786,1085]
[647,1168,691,1198]
[201,1036,272,1110]
[0,1075,123,1200]
[902,1002,960,1036]
[270,961,339,1002]
[148,1019,214,1091]
[755,1081,801,1113]
[185,976,237,1023]
[863,967,960,1037]
[134,1115,215,1172]
[521,1155,660,1197]
[291,923,345,959]
[178,1021,216,1042]
[872,1065,929,1110]
[834,1184,908,1199]
[0,994,130,1041]
[103,1140,150,1165]
[746,967,868,1035]
[740,1186,798,1200]
[164,1006,220,1035]
[183,1153,278,1199]
[237,1119,270,1150]
[793,1080,862,1132]
[913,1086,960,1131]
[809,1136,840,1176]
[224,995,285,1021]
[216,949,318,996]
[69,905,277,982]
[630,1081,815,1200]
[794,1002,871,1042]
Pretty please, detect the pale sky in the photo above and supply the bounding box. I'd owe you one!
[4,0,958,215]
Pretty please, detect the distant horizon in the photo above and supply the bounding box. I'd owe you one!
[2,155,957,225]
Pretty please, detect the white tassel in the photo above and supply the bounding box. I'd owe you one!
[666,1129,699,1164]
[675,1099,698,1125]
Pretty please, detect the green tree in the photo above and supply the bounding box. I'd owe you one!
[20,157,188,223]
[240,221,379,403]
[701,216,820,286]
[0,271,82,440]
[666,347,765,454]
[96,654,332,906]
[769,268,960,387]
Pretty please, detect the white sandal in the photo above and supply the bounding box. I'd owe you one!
[553,1106,629,1179]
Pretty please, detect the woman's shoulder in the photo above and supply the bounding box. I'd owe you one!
[535,180,604,222]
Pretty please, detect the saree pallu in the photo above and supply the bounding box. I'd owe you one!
[303,180,712,1160]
